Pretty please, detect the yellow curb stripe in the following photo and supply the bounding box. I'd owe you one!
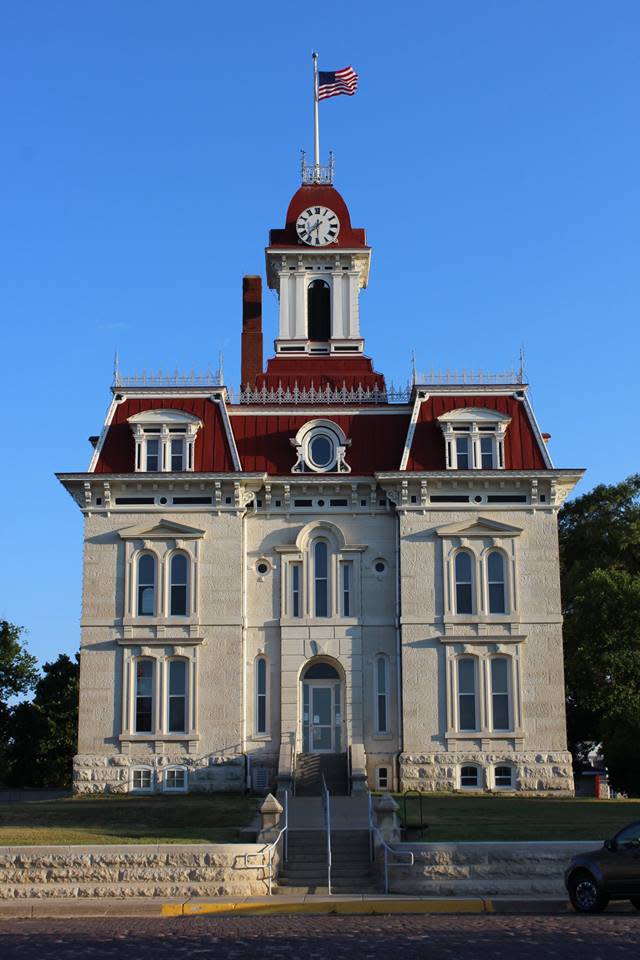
[166,898,488,917]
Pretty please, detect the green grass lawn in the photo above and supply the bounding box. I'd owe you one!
[0,793,260,846]
[392,793,640,842]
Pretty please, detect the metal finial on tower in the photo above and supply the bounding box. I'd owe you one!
[411,350,417,386]
[518,345,526,384]
[113,350,120,386]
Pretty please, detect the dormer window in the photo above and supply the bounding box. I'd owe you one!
[291,419,351,474]
[437,408,511,470]
[128,410,202,473]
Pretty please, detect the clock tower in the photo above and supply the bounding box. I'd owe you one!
[265,165,371,358]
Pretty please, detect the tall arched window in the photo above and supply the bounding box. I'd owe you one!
[137,554,156,617]
[454,551,473,614]
[308,279,331,341]
[167,659,187,733]
[490,657,511,731]
[314,540,329,617]
[135,659,154,733]
[457,657,477,731]
[170,553,189,616]
[256,657,267,735]
[375,655,389,734]
[487,551,506,614]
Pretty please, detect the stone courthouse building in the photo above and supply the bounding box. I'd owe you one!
[59,160,584,797]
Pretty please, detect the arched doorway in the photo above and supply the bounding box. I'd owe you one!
[307,279,331,341]
[301,660,343,754]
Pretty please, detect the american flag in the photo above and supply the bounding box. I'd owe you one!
[317,66,358,101]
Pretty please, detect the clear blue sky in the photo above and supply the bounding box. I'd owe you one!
[1,1,638,666]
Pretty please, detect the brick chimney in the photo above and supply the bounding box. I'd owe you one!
[241,275,263,388]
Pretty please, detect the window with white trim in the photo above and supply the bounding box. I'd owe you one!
[494,765,513,789]
[375,655,389,734]
[341,561,352,617]
[167,659,187,733]
[376,766,389,790]
[256,656,267,735]
[128,409,202,473]
[169,553,189,616]
[460,764,481,789]
[487,550,507,614]
[454,551,474,615]
[290,419,351,474]
[131,767,154,792]
[137,553,156,617]
[438,408,511,470]
[313,540,329,617]
[164,766,188,792]
[457,657,478,731]
[290,562,302,618]
[135,659,154,733]
[490,657,511,731]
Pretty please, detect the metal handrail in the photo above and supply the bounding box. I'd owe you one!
[367,792,414,895]
[241,790,288,895]
[321,773,332,895]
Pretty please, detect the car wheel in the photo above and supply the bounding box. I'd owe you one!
[630,898,640,910]
[568,872,609,913]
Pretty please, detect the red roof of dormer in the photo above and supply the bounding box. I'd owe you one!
[269,184,367,248]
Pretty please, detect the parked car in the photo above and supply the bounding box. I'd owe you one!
[565,820,640,912]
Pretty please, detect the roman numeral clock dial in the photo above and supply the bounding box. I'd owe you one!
[296,207,340,246]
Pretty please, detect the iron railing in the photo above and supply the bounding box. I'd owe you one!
[241,790,288,895]
[367,792,414,895]
[322,773,332,895]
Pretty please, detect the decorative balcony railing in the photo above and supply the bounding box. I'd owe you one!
[415,368,523,385]
[234,383,411,405]
[300,150,334,185]
[113,367,224,388]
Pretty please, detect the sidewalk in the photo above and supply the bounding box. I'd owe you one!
[0,895,587,919]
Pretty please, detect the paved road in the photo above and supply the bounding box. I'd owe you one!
[0,914,639,959]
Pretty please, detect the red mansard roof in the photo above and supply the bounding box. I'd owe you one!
[94,397,235,474]
[92,391,548,475]
[229,411,410,474]
[405,394,547,471]
[269,184,367,249]
[255,355,386,392]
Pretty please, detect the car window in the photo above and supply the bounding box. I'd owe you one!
[615,823,640,849]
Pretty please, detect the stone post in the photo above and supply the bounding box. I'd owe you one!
[373,794,401,843]
[258,793,284,843]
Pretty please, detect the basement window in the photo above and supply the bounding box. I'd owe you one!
[163,766,188,793]
[131,767,154,793]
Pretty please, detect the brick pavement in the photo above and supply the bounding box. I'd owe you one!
[0,914,638,959]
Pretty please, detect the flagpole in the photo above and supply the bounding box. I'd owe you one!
[312,51,320,181]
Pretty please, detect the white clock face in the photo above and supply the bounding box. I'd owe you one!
[296,206,340,246]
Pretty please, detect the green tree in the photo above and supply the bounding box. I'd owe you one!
[560,474,640,794]
[7,654,80,788]
[0,621,39,780]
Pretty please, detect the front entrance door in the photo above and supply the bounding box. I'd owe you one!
[302,681,342,753]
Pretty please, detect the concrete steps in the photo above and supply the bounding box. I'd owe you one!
[295,753,349,796]
[277,827,380,895]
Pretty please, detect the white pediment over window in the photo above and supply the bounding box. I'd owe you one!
[437,408,511,425]
[127,409,202,426]
[435,517,523,539]
[118,519,206,540]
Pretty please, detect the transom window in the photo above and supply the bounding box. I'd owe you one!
[129,409,202,474]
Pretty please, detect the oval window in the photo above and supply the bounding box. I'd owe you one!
[309,434,333,468]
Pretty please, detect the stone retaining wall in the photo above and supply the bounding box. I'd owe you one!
[384,840,601,896]
[0,843,278,899]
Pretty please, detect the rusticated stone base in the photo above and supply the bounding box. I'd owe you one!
[0,844,276,899]
[399,751,574,795]
[72,753,247,795]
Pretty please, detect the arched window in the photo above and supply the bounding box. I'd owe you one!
[454,551,473,614]
[487,551,506,614]
[314,540,329,617]
[375,655,389,734]
[457,657,477,731]
[256,657,267,735]
[460,764,481,789]
[167,659,187,733]
[490,657,511,731]
[137,554,156,617]
[135,659,154,733]
[308,279,331,341]
[170,553,189,616]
